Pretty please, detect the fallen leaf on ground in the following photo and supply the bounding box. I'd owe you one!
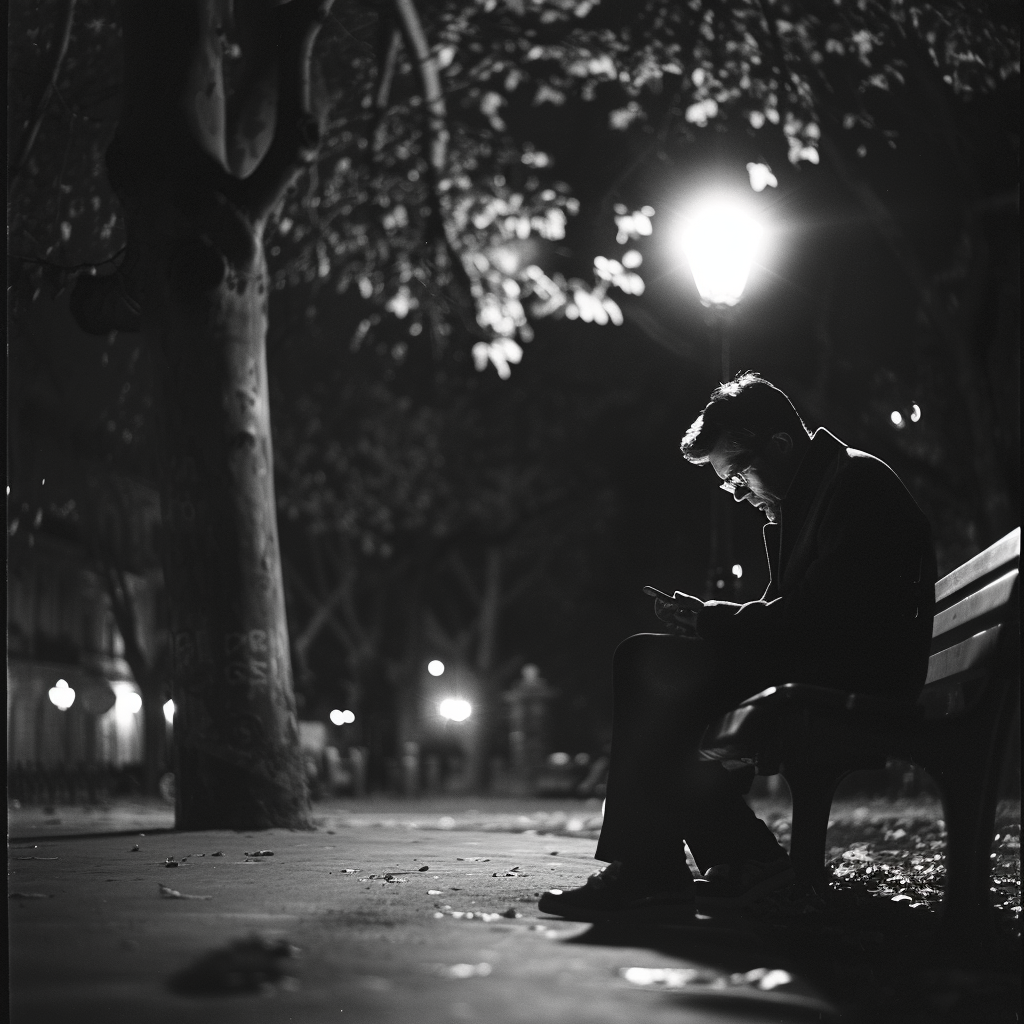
[211,851,224,857]
[439,962,492,978]
[457,857,490,862]
[428,890,443,895]
[244,851,274,857]
[158,884,212,900]
[418,865,430,871]
[339,868,356,873]
[15,856,57,860]
[9,892,52,899]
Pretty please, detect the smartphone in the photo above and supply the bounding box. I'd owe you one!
[643,586,677,602]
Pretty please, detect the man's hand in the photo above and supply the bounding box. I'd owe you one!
[646,589,703,638]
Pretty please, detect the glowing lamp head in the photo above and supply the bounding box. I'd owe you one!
[427,660,445,677]
[439,698,472,722]
[163,699,175,725]
[48,679,76,711]
[677,200,763,307]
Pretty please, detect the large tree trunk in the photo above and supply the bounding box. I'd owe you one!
[72,0,333,828]
[142,230,309,828]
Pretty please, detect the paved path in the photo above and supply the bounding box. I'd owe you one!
[8,797,1018,1023]
[9,798,838,1024]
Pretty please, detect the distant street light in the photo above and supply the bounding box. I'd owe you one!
[117,689,143,715]
[330,709,356,725]
[677,196,764,599]
[48,678,75,711]
[427,660,445,677]
[439,698,472,722]
[163,699,175,725]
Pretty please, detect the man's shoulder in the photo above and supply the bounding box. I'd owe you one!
[829,441,929,525]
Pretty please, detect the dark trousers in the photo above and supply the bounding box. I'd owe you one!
[594,633,786,879]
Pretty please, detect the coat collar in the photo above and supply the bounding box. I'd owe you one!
[761,429,847,588]
[780,427,847,531]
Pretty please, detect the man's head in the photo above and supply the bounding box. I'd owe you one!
[680,372,811,522]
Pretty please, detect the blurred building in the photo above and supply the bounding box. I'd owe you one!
[6,472,166,793]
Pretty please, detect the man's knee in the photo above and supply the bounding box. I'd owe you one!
[612,632,713,698]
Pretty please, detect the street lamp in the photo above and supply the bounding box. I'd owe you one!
[677,197,764,598]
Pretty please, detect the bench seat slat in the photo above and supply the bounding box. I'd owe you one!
[923,625,1002,685]
[934,527,1020,605]
[932,569,1019,640]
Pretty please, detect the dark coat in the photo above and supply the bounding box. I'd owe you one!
[695,428,937,698]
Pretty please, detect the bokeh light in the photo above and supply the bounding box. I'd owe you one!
[48,678,75,710]
[427,660,445,677]
[439,698,472,722]
[118,690,143,715]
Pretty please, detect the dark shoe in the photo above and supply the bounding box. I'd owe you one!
[693,856,795,910]
[538,861,695,924]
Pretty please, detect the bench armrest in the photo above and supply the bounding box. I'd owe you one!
[738,683,921,727]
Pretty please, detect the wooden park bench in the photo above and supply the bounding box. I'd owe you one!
[699,527,1020,937]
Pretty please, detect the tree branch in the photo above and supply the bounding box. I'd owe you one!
[224,0,280,178]
[240,0,334,224]
[68,247,143,335]
[371,24,403,154]
[9,0,77,186]
[391,0,481,322]
[446,549,482,606]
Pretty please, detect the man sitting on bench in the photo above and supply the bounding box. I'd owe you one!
[540,372,937,923]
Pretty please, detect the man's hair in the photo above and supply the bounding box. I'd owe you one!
[680,371,810,465]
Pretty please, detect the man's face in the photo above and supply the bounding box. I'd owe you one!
[708,437,791,523]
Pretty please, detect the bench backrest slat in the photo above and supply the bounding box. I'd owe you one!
[934,527,1020,606]
[924,624,1003,686]
[931,569,1019,643]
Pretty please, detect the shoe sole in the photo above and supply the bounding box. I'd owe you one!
[693,866,796,910]
[538,892,696,925]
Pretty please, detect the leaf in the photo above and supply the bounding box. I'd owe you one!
[158,884,212,900]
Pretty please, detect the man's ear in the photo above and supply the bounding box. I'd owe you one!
[770,431,794,456]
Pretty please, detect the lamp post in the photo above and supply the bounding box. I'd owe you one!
[679,199,763,599]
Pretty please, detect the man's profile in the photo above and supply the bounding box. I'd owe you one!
[540,372,936,922]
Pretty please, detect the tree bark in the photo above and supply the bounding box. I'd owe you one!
[76,0,333,829]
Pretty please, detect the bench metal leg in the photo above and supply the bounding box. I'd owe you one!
[781,762,848,894]
[926,746,1002,942]
[916,682,1018,945]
